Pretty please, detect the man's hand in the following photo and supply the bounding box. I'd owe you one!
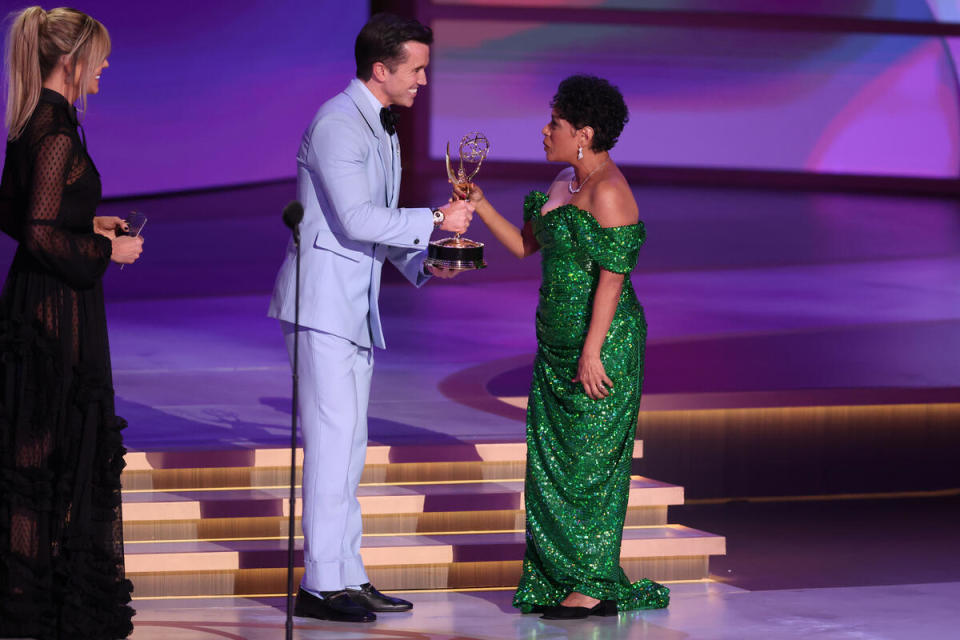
[426,265,463,279]
[438,199,474,235]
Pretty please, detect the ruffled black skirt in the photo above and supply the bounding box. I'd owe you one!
[0,315,134,639]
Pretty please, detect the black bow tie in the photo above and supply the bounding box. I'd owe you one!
[379,107,398,136]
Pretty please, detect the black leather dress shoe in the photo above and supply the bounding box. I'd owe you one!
[346,583,413,612]
[293,587,376,623]
[540,599,618,620]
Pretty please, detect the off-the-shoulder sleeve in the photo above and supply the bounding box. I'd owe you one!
[523,190,549,223]
[567,209,645,274]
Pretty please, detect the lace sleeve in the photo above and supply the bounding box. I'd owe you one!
[23,132,111,289]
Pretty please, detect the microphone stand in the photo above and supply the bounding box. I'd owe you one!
[284,203,303,640]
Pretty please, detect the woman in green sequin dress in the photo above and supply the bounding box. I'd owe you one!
[456,76,669,619]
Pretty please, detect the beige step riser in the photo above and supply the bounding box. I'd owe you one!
[121,462,530,491]
[129,556,708,598]
[124,442,644,473]
[122,482,681,522]
[121,445,646,491]
[123,461,647,491]
[122,507,670,542]
[125,533,725,574]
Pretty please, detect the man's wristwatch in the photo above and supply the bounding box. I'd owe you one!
[432,207,444,226]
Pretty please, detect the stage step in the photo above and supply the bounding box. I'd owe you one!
[123,506,672,542]
[122,477,682,540]
[125,525,724,597]
[121,440,724,599]
[120,441,644,491]
[124,442,542,471]
[128,557,711,598]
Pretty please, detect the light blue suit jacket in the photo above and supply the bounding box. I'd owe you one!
[269,79,434,349]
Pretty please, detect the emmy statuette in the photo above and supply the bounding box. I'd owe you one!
[425,132,489,271]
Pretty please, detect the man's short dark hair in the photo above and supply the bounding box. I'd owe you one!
[355,13,433,81]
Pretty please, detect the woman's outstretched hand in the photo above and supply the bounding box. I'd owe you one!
[451,181,485,205]
[573,352,613,400]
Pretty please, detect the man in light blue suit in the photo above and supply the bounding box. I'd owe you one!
[268,14,474,624]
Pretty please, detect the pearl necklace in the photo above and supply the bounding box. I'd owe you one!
[568,159,609,194]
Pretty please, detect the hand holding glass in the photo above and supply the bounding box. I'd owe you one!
[119,211,147,270]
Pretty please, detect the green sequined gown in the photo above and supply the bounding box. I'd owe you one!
[513,191,670,612]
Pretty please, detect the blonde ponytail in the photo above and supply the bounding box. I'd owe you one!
[4,6,110,141]
[4,7,46,141]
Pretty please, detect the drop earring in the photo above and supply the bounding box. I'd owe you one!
[577,145,583,160]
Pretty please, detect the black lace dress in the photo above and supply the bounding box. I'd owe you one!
[0,89,133,639]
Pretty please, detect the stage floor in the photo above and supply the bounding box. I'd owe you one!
[0,177,934,451]
[71,177,958,453]
[129,580,960,639]
[103,250,960,453]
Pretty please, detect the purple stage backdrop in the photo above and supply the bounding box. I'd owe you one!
[429,3,960,178]
[3,1,960,197]
[1,0,367,197]
[435,0,960,22]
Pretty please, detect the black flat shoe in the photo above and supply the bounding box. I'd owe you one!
[293,587,376,623]
[540,599,618,620]
[346,582,413,612]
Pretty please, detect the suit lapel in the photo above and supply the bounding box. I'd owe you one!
[383,134,397,207]
[390,135,400,208]
[345,80,392,206]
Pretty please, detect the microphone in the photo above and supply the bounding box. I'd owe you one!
[281,198,304,640]
[282,200,304,244]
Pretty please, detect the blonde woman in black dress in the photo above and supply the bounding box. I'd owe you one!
[0,7,143,639]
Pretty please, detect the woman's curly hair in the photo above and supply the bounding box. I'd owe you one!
[551,75,629,152]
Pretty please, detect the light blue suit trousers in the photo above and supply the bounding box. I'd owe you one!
[282,323,372,591]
